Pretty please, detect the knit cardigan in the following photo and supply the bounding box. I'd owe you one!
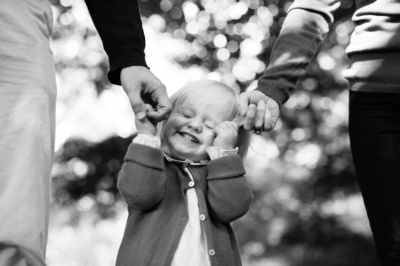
[116,143,254,266]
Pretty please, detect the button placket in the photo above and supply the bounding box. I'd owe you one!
[208,249,215,256]
[199,214,206,221]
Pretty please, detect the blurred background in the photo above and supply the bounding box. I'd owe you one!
[46,0,379,265]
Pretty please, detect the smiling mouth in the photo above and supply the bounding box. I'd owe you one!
[180,133,199,144]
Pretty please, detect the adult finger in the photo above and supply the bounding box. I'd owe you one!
[243,104,257,131]
[238,92,251,117]
[120,67,148,120]
[128,86,146,121]
[254,100,266,134]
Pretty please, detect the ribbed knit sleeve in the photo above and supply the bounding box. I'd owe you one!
[84,0,148,85]
[257,0,341,106]
[117,143,165,210]
[206,155,253,223]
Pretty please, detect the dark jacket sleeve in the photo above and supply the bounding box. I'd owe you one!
[117,143,165,210]
[257,0,341,106]
[206,155,254,224]
[84,0,148,85]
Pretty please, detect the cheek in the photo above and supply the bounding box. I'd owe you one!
[163,118,179,135]
[203,131,216,145]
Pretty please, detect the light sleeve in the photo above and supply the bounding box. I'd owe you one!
[256,0,341,106]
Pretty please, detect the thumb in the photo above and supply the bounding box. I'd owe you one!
[146,93,172,122]
[264,97,280,131]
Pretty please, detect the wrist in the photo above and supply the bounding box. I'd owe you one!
[212,141,236,150]
[137,129,157,136]
[135,117,157,136]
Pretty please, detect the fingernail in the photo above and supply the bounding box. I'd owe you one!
[136,112,146,120]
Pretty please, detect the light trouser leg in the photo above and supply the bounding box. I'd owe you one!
[0,0,56,265]
[349,91,400,266]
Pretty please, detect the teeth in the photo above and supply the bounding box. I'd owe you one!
[182,133,198,143]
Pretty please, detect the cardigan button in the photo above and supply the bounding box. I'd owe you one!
[209,249,215,256]
[188,181,195,187]
[199,214,206,221]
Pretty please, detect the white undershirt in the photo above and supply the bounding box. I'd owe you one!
[171,167,211,266]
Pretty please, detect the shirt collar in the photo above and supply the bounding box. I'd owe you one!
[163,152,209,166]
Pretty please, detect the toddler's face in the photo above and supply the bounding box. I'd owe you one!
[162,100,233,162]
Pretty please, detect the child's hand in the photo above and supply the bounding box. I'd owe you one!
[135,104,158,135]
[213,121,239,149]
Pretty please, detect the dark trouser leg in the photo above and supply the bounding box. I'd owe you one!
[349,91,400,266]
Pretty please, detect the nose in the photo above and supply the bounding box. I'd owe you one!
[188,118,202,132]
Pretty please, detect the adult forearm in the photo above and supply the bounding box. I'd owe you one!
[84,0,148,85]
[257,0,341,106]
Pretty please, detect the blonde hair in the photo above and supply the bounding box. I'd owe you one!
[159,80,251,158]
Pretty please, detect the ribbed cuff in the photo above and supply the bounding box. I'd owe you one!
[206,147,238,160]
[108,57,148,85]
[133,134,161,149]
[207,155,245,180]
[125,143,164,170]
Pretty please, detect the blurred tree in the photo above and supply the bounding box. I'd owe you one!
[50,0,379,265]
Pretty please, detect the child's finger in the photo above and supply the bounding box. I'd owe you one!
[213,123,224,135]
[214,122,238,140]
[145,104,153,112]
[215,121,232,132]
[145,104,156,118]
[226,121,239,132]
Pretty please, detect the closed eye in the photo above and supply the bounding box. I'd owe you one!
[179,112,192,118]
[204,123,214,130]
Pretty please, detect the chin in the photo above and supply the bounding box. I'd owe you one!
[171,149,207,162]
[164,142,208,162]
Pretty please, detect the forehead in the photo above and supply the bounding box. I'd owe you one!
[178,96,236,122]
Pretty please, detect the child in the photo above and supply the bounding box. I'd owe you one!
[116,80,253,266]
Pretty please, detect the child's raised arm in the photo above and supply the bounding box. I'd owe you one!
[118,143,166,210]
[118,105,165,210]
[206,155,253,224]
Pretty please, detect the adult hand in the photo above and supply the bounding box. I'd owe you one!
[238,90,280,133]
[121,66,172,122]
